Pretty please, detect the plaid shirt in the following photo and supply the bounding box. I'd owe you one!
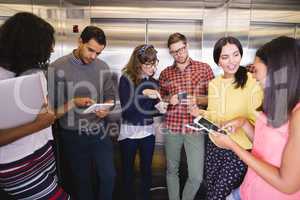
[159,58,214,133]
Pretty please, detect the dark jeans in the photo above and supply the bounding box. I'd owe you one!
[60,128,115,200]
[119,135,155,200]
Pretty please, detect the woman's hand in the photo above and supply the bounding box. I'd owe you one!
[209,131,237,150]
[35,104,56,129]
[187,95,197,106]
[221,117,247,133]
[142,89,161,100]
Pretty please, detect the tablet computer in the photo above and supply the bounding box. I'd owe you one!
[192,116,227,134]
[0,73,46,129]
[83,103,114,114]
[185,123,205,131]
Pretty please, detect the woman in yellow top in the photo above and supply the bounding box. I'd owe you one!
[190,36,263,200]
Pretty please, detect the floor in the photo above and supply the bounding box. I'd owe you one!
[60,142,206,200]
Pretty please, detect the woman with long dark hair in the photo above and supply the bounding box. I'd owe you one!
[0,12,69,199]
[190,36,263,199]
[213,36,300,200]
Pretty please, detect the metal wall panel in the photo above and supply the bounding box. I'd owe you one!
[147,19,202,78]
[91,18,146,74]
[297,25,300,39]
[2,0,299,71]
[249,22,297,48]
[202,6,229,75]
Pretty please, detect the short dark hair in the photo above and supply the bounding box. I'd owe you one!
[167,32,187,48]
[80,26,106,46]
[256,36,300,127]
[0,12,55,75]
[213,36,247,88]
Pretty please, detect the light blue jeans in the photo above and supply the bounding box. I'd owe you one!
[226,188,241,200]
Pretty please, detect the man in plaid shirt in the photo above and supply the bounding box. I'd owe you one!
[159,33,214,200]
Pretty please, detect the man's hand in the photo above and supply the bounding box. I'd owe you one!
[73,97,95,107]
[94,99,114,118]
[169,94,179,105]
[189,106,205,117]
[187,95,197,106]
[95,109,110,118]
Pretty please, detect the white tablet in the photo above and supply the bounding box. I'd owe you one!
[0,73,46,129]
[82,103,114,114]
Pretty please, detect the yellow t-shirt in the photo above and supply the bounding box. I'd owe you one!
[203,72,263,149]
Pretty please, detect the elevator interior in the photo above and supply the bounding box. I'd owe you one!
[1,0,299,139]
[0,0,300,199]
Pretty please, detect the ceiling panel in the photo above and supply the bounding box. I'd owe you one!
[1,0,300,10]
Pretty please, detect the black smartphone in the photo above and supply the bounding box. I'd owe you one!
[185,122,208,132]
[194,116,226,134]
[178,91,187,103]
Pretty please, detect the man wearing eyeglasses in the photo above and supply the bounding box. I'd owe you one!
[159,32,214,200]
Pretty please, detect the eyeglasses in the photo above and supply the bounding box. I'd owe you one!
[143,60,159,68]
[169,45,186,56]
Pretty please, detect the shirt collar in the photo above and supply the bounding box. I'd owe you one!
[71,49,85,65]
[172,57,193,71]
[141,74,150,80]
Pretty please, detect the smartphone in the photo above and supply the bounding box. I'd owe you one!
[178,91,187,104]
[194,116,226,134]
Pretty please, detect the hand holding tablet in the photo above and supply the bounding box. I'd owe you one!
[142,89,162,100]
[82,103,114,114]
[185,116,227,134]
[186,116,252,149]
[194,116,227,134]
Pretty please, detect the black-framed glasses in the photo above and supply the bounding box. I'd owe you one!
[143,60,159,68]
[169,45,186,56]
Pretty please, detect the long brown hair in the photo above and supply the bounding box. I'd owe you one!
[122,44,158,85]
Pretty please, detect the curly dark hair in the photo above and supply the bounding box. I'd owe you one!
[0,12,55,75]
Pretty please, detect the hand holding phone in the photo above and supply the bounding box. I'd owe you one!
[178,91,187,104]
[193,116,227,134]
